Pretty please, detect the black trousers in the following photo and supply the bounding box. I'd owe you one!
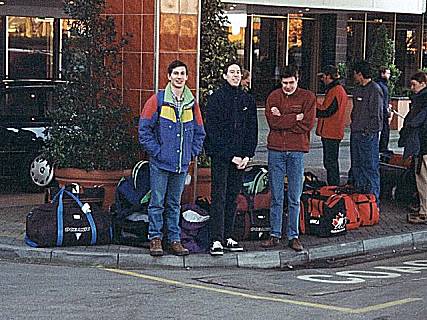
[209,156,243,243]
[321,138,341,186]
[379,120,390,152]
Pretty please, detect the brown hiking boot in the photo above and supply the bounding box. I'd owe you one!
[261,236,280,248]
[149,238,163,256]
[288,238,304,252]
[169,241,189,256]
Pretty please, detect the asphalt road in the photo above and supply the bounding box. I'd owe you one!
[1,251,425,320]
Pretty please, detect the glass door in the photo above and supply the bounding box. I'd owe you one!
[251,16,287,103]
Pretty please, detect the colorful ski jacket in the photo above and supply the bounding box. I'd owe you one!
[138,84,205,173]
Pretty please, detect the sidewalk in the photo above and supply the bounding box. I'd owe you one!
[0,129,426,269]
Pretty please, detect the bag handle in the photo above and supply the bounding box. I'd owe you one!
[55,187,97,246]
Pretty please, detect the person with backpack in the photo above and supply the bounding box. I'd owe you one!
[139,60,206,256]
[316,65,348,186]
[204,61,258,256]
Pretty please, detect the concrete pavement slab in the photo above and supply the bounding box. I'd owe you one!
[237,251,280,268]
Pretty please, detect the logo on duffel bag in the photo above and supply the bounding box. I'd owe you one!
[331,212,346,233]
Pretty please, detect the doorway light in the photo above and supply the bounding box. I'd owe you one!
[227,13,247,36]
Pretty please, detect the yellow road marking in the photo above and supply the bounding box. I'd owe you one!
[102,268,422,314]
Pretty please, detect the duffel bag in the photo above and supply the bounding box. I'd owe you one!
[350,193,379,226]
[303,187,361,231]
[300,192,347,237]
[25,187,112,247]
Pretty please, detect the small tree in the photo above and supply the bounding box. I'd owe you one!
[199,0,237,107]
[368,24,401,96]
[44,0,138,170]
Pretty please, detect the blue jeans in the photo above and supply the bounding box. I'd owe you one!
[148,162,187,242]
[268,150,304,240]
[350,131,380,201]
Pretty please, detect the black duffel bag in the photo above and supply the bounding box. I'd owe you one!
[25,187,112,247]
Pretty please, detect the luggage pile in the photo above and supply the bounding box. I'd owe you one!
[300,185,379,237]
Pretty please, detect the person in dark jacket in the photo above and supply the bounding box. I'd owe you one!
[139,60,206,256]
[401,72,427,224]
[205,61,258,255]
[316,65,348,186]
[377,66,393,152]
[350,60,383,202]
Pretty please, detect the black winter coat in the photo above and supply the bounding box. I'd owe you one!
[399,87,427,158]
[204,82,258,160]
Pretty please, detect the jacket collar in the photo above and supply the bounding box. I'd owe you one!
[163,83,195,107]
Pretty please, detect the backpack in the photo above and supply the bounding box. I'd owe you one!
[180,203,210,253]
[234,165,271,241]
[112,160,151,245]
[242,165,269,196]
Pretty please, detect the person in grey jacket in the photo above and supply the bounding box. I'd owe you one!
[350,60,383,202]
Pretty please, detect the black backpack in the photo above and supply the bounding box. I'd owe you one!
[112,160,151,245]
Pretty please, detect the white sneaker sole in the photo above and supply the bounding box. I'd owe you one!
[224,247,244,252]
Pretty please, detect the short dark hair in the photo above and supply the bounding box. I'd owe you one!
[352,60,372,79]
[378,66,390,78]
[168,60,188,75]
[222,61,242,75]
[411,71,427,84]
[280,65,299,80]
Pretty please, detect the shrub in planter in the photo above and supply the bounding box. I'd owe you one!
[44,0,138,171]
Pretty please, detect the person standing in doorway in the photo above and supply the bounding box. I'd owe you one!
[261,65,316,252]
[139,60,206,256]
[350,60,383,202]
[205,61,258,256]
[377,66,393,153]
[316,65,348,186]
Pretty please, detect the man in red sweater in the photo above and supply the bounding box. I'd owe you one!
[261,65,316,251]
[316,65,348,186]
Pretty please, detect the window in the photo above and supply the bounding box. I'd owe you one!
[7,16,54,79]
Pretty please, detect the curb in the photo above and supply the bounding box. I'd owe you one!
[1,230,426,269]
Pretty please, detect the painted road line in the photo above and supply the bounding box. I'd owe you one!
[102,268,422,314]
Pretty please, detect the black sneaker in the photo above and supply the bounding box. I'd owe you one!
[224,238,243,252]
[210,241,224,256]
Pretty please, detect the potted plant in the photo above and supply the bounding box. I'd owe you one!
[43,0,138,208]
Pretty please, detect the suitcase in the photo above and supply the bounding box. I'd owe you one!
[26,187,112,247]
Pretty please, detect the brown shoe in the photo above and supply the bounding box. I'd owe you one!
[408,213,427,224]
[288,238,304,252]
[149,238,163,256]
[169,241,189,256]
[261,236,280,248]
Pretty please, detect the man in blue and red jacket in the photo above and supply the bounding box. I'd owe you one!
[139,60,205,256]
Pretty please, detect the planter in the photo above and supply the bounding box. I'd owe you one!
[55,168,131,210]
[182,163,211,204]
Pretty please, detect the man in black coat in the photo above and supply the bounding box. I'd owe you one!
[204,61,258,255]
